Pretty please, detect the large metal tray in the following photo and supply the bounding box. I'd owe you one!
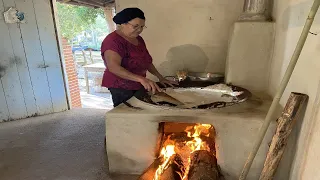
[136,84,251,109]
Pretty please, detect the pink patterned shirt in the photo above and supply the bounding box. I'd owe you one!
[101,31,152,90]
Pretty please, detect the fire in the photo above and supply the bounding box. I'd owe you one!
[153,123,213,180]
[186,124,211,151]
[153,145,176,180]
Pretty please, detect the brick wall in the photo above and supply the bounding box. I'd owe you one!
[62,38,82,108]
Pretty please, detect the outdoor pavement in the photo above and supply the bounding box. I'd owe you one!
[75,51,114,110]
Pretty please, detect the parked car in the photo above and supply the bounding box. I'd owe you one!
[86,46,100,51]
[72,44,88,53]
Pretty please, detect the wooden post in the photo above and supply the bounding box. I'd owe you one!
[84,68,89,94]
[103,7,116,32]
[86,48,94,64]
[259,93,308,180]
[81,50,87,65]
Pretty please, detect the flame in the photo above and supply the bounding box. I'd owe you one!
[186,124,211,151]
[153,123,213,180]
[182,124,212,180]
[153,145,176,180]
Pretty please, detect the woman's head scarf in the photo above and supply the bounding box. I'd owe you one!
[113,7,145,25]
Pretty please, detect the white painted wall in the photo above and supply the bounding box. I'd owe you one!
[0,0,68,122]
[115,0,245,78]
[225,22,275,93]
[268,0,320,179]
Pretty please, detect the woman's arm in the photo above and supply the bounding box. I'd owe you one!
[148,63,164,80]
[104,50,161,93]
[148,63,179,87]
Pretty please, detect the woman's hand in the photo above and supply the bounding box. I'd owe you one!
[138,77,162,94]
[159,77,179,88]
[147,64,179,88]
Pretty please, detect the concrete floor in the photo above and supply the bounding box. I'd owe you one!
[0,109,138,180]
[80,91,114,110]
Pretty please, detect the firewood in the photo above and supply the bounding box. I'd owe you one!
[159,165,176,180]
[138,157,161,180]
[160,155,183,180]
[259,93,308,180]
[139,155,184,180]
[188,150,220,180]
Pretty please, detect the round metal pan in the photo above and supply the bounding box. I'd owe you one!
[187,72,224,82]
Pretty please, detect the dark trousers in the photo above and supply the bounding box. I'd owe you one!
[108,82,166,107]
[108,88,146,107]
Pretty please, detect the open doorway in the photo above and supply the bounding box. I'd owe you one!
[55,0,115,110]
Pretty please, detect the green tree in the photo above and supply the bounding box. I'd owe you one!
[56,3,104,40]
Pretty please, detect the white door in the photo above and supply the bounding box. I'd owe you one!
[0,0,68,122]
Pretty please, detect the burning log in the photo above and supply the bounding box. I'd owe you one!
[160,155,184,180]
[138,157,161,180]
[141,123,219,180]
[159,165,176,180]
[188,150,220,180]
[259,93,308,180]
[138,155,183,180]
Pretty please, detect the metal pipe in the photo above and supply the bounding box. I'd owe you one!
[239,0,270,21]
[239,0,320,179]
[243,0,267,14]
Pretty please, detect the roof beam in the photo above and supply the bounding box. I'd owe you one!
[72,0,103,8]
[104,0,115,7]
[82,0,104,6]
[67,1,99,8]
[58,0,114,8]
[91,0,115,7]
[88,0,103,3]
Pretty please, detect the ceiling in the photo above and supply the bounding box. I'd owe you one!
[56,0,115,8]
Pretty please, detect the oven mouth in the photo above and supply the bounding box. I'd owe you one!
[139,122,222,180]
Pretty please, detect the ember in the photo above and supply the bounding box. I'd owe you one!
[139,123,221,180]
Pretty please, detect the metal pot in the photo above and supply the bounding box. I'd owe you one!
[188,72,224,82]
[164,72,224,83]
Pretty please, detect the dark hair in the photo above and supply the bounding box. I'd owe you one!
[113,7,145,25]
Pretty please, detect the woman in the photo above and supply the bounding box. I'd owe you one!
[101,7,177,107]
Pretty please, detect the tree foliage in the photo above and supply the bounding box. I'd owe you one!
[56,3,104,40]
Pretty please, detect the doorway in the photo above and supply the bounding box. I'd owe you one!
[54,0,115,110]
